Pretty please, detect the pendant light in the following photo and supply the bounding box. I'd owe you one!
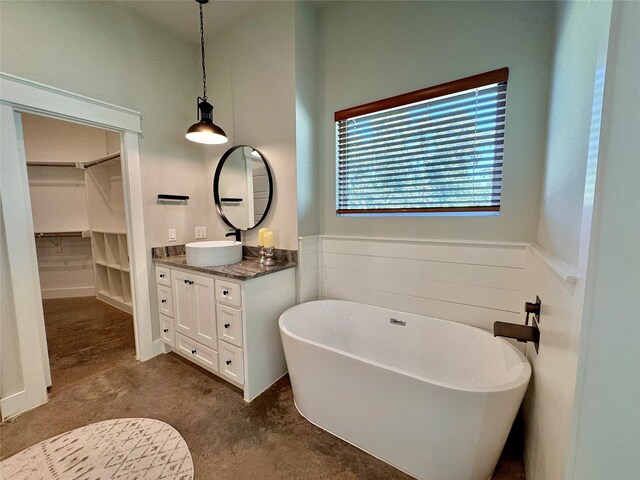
[186,0,228,144]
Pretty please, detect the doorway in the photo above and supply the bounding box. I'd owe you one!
[22,113,136,390]
[0,72,154,419]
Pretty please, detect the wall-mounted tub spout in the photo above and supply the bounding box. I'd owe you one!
[494,298,542,353]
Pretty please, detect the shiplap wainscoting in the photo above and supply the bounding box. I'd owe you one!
[300,236,527,332]
[522,245,579,480]
[297,236,320,303]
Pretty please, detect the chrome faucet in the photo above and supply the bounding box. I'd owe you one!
[494,297,541,353]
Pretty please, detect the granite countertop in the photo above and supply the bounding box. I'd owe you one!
[152,245,297,281]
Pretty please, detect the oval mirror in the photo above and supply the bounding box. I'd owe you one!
[213,145,273,231]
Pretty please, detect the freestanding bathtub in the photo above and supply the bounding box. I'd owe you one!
[279,300,531,480]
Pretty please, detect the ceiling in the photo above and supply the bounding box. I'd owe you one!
[122,0,265,46]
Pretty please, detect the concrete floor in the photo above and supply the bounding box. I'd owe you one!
[1,297,525,479]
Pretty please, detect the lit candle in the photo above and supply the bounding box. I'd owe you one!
[263,231,273,248]
[258,228,269,246]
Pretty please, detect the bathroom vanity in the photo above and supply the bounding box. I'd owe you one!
[153,247,296,402]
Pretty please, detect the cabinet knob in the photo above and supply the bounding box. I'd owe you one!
[226,360,231,365]
[161,299,167,303]
[223,290,229,295]
[224,323,230,329]
[184,279,188,284]
[189,280,194,285]
[163,328,169,333]
[160,273,165,278]
[191,349,197,354]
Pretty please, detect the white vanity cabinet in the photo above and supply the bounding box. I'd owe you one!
[155,263,295,402]
[172,270,216,349]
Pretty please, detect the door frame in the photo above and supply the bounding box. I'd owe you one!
[0,72,154,418]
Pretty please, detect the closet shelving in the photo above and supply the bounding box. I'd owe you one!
[24,115,131,311]
[29,149,134,314]
[26,138,131,311]
[85,151,133,314]
[91,230,132,312]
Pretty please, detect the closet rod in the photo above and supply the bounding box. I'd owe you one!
[26,161,76,168]
[83,152,120,169]
[34,231,88,238]
[26,152,121,169]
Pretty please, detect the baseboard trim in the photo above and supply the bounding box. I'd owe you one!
[96,292,133,315]
[1,390,27,420]
[41,286,96,299]
[152,338,169,357]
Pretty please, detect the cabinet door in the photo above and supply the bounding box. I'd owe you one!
[172,270,217,349]
[172,270,194,339]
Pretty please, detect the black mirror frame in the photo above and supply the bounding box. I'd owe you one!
[213,145,274,231]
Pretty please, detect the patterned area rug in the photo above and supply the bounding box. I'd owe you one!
[1,418,194,480]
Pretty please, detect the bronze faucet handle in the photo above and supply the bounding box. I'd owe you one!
[524,301,540,315]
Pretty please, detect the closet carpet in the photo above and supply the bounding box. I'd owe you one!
[1,297,525,479]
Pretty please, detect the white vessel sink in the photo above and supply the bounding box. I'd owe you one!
[185,240,242,267]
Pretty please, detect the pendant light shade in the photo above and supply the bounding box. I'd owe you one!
[186,99,228,144]
[186,0,228,145]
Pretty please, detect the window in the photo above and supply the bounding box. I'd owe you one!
[335,68,508,216]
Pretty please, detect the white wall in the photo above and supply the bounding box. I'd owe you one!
[295,2,321,237]
[318,1,554,242]
[0,0,208,343]
[524,1,614,479]
[203,2,298,250]
[567,2,640,477]
[27,165,90,233]
[35,237,95,299]
[0,1,207,249]
[536,0,614,268]
[22,113,110,164]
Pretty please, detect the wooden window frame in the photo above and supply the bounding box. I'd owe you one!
[335,68,508,215]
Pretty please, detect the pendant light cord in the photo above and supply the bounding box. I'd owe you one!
[199,2,207,102]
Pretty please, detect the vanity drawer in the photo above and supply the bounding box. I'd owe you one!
[216,304,243,348]
[175,333,218,373]
[218,340,244,385]
[216,279,242,307]
[156,266,171,287]
[160,313,174,347]
[157,284,174,318]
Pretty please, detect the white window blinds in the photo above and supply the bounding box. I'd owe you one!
[335,68,508,215]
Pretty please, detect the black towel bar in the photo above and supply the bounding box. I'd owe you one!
[158,194,189,201]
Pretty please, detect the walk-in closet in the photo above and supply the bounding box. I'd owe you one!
[23,113,135,389]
